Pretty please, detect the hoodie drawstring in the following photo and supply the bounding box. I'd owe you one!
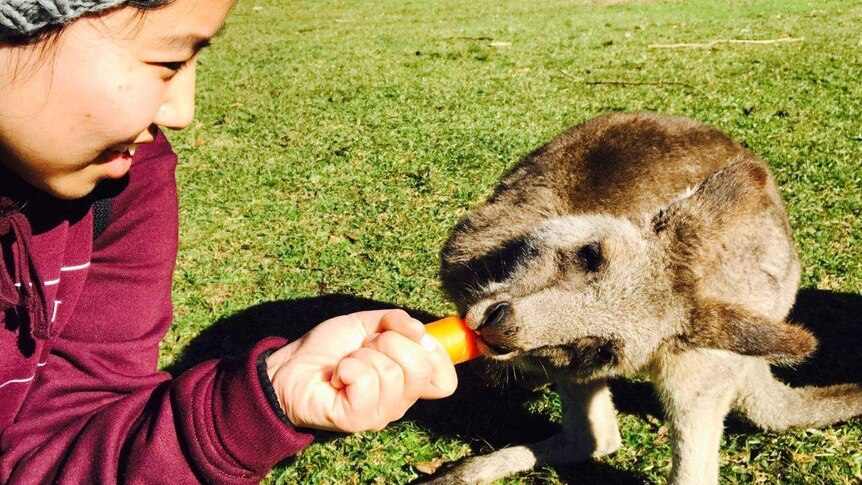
[0,198,53,340]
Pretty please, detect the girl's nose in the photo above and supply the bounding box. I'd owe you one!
[154,62,197,130]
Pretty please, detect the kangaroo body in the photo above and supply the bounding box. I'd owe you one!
[431,113,862,484]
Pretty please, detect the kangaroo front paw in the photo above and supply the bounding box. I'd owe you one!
[557,379,623,460]
[590,420,622,458]
[563,421,621,461]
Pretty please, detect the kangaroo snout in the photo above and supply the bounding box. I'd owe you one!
[472,301,519,355]
[478,301,511,330]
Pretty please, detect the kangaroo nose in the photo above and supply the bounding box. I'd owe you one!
[479,301,511,329]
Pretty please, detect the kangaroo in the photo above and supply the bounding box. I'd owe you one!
[429,112,862,485]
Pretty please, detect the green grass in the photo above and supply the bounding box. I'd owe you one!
[161,0,861,483]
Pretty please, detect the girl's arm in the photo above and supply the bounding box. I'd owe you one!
[0,133,312,484]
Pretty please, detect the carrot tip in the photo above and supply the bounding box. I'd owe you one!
[425,316,482,364]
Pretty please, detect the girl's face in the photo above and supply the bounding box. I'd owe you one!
[0,0,235,199]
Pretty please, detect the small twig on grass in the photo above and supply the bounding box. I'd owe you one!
[441,36,494,41]
[648,37,803,49]
[559,69,706,96]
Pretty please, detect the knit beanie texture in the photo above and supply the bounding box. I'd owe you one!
[0,0,129,40]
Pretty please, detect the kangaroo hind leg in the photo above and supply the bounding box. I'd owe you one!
[734,359,862,431]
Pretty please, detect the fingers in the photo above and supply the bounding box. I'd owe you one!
[363,331,431,402]
[322,309,459,432]
[329,328,458,431]
[422,339,459,399]
[379,310,458,399]
[378,309,426,341]
[331,347,405,431]
[364,328,458,401]
[346,309,420,336]
[359,309,458,399]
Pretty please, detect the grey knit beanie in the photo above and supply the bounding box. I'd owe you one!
[0,0,132,40]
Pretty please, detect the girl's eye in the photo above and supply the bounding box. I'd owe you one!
[160,61,188,72]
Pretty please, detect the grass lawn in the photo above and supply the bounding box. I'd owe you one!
[160,0,861,483]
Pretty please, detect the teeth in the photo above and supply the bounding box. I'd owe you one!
[128,146,136,156]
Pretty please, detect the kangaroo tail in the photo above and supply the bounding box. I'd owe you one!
[734,361,862,431]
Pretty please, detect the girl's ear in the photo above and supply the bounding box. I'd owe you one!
[681,301,816,364]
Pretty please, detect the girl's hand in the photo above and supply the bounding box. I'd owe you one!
[265,309,458,432]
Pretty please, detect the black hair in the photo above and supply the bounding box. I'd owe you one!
[2,0,176,46]
[2,1,176,80]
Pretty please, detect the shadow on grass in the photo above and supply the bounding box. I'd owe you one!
[165,293,560,443]
[166,294,409,375]
[165,294,559,442]
[166,293,647,483]
[775,288,862,387]
[165,288,860,483]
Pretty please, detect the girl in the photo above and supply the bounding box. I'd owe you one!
[0,1,457,483]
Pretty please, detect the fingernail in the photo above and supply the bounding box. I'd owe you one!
[420,333,438,352]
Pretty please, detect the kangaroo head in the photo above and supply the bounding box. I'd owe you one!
[442,160,814,386]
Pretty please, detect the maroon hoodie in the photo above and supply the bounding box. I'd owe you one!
[0,131,312,484]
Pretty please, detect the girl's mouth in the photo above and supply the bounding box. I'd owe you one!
[97,146,137,179]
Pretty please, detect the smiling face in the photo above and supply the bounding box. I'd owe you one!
[0,0,236,199]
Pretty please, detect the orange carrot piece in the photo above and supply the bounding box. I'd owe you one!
[425,316,481,364]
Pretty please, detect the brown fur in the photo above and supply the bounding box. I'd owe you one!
[427,113,862,485]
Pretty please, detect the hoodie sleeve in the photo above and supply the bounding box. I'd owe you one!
[0,132,313,484]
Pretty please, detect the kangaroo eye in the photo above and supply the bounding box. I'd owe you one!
[577,242,603,273]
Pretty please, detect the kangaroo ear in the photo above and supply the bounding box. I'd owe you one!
[651,159,777,242]
[683,302,817,364]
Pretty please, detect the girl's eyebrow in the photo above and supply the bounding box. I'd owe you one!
[160,25,227,53]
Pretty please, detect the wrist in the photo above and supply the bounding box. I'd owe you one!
[257,348,291,425]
